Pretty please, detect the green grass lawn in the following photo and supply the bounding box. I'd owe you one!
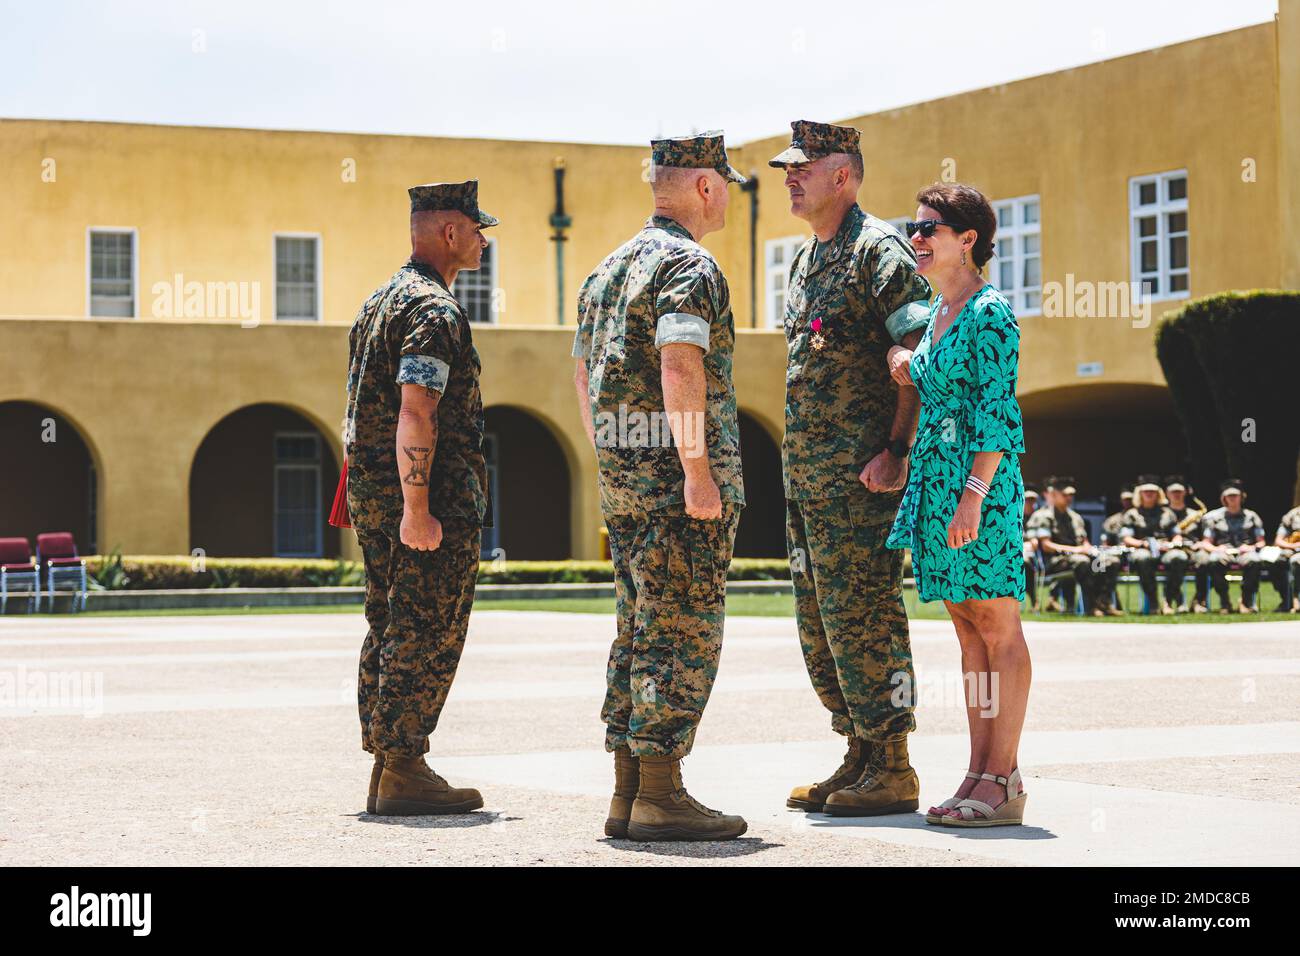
[24,580,1294,622]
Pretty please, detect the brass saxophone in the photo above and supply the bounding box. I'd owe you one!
[1177,496,1207,533]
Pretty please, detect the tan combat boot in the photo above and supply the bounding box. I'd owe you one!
[365,751,384,814]
[787,737,869,812]
[626,756,747,842]
[822,738,920,817]
[603,746,640,838]
[374,752,484,815]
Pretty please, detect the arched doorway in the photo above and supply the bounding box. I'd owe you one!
[0,401,99,554]
[189,404,340,558]
[1020,383,1185,528]
[482,406,571,559]
[735,411,785,558]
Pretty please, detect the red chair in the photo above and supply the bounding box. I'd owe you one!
[0,538,40,614]
[36,532,88,613]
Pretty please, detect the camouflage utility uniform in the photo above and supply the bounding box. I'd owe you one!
[777,165,931,739]
[1120,504,1186,609]
[1202,506,1268,608]
[573,136,746,759]
[346,233,491,757]
[1026,506,1119,612]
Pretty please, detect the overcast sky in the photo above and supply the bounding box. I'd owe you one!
[0,0,1279,144]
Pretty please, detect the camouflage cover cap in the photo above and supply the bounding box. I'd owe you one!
[408,180,499,227]
[768,119,862,167]
[651,131,747,183]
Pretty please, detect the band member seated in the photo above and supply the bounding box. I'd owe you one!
[1120,474,1185,615]
[1266,504,1300,613]
[1165,475,1209,613]
[1025,476,1121,617]
[1202,478,1268,614]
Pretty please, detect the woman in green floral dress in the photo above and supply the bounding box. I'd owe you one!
[885,183,1033,828]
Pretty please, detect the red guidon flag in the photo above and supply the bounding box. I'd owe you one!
[329,457,352,529]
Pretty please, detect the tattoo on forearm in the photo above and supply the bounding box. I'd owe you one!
[403,445,432,486]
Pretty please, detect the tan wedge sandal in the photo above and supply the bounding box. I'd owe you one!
[941,768,1027,828]
[925,771,981,824]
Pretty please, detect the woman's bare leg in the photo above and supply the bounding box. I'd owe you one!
[964,596,1032,810]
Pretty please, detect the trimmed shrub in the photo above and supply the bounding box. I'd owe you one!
[1155,290,1300,525]
[83,555,794,590]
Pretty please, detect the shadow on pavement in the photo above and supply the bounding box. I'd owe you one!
[802,811,1056,840]
[600,836,779,859]
[353,810,510,829]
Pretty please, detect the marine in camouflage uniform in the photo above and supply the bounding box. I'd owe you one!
[1025,480,1121,616]
[1119,476,1185,614]
[771,121,933,816]
[573,132,747,841]
[1201,479,1268,613]
[1267,506,1300,612]
[1164,476,1209,611]
[345,181,494,814]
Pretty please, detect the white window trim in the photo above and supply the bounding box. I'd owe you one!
[272,430,323,558]
[85,226,139,319]
[764,234,805,329]
[453,235,501,324]
[988,194,1042,317]
[273,232,323,322]
[1129,169,1189,303]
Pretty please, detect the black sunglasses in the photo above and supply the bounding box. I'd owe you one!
[905,218,971,239]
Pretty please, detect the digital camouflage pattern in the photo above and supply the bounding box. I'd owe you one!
[573,215,745,515]
[1026,506,1120,610]
[407,179,499,226]
[1100,510,1130,547]
[1119,505,1179,541]
[1202,506,1267,547]
[602,503,741,758]
[356,524,480,756]
[768,119,862,167]
[782,203,932,500]
[787,489,915,740]
[1202,505,1269,605]
[651,130,746,183]
[345,258,490,530]
[1266,507,1300,600]
[1121,505,1188,606]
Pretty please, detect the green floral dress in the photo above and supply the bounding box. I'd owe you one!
[886,285,1026,602]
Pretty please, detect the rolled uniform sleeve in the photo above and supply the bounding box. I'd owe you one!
[970,298,1026,453]
[653,253,719,352]
[866,235,932,343]
[397,302,459,394]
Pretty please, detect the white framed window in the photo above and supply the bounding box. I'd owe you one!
[273,432,322,557]
[453,237,499,324]
[764,235,805,328]
[274,234,321,321]
[1129,170,1188,299]
[988,195,1042,315]
[87,228,137,317]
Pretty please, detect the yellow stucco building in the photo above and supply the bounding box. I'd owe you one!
[2,6,1297,562]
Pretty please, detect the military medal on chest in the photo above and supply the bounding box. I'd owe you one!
[810,317,825,351]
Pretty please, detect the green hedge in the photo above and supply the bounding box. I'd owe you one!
[85,553,795,591]
[1155,290,1300,525]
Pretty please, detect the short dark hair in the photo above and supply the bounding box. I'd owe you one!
[915,182,996,268]
[847,153,864,182]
